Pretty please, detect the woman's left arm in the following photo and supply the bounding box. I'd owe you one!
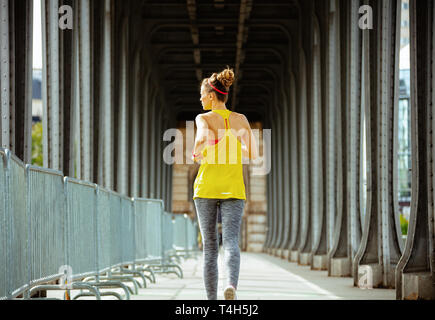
[192,114,209,162]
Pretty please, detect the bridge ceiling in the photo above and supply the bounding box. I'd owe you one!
[138,0,299,122]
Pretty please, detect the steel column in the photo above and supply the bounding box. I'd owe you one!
[264,115,273,252]
[140,73,151,197]
[100,0,113,190]
[272,89,284,256]
[155,106,163,199]
[328,0,364,278]
[0,0,11,150]
[129,50,141,197]
[325,0,338,261]
[353,0,403,288]
[310,15,327,270]
[0,0,33,163]
[277,83,291,259]
[294,48,310,264]
[395,0,435,300]
[116,17,128,194]
[77,0,93,182]
[149,94,157,198]
[287,70,300,260]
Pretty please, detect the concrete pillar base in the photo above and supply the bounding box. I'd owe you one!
[356,264,387,288]
[312,254,328,270]
[330,257,351,277]
[281,249,290,260]
[402,272,435,300]
[290,250,299,262]
[298,252,311,266]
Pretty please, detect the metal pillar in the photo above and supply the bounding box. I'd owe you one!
[293,48,310,264]
[264,115,273,252]
[287,70,300,261]
[0,0,33,163]
[100,0,114,190]
[325,0,338,263]
[268,99,280,254]
[129,50,141,197]
[310,15,327,270]
[148,94,157,198]
[116,16,128,194]
[277,83,291,259]
[353,0,403,289]
[271,88,284,257]
[139,73,151,197]
[395,0,435,300]
[76,0,93,182]
[155,105,163,200]
[327,0,364,278]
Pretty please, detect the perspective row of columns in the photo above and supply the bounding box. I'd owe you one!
[263,0,434,300]
[0,0,173,210]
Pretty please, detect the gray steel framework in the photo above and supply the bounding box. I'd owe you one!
[0,0,434,299]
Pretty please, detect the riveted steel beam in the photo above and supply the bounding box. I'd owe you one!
[323,0,339,268]
[114,16,129,194]
[287,70,299,259]
[395,0,435,300]
[139,55,151,198]
[275,79,291,259]
[270,87,284,257]
[353,0,403,289]
[148,20,293,39]
[309,14,327,270]
[265,108,278,254]
[142,84,156,198]
[0,0,33,163]
[231,0,253,111]
[49,4,63,177]
[290,47,310,264]
[327,0,364,278]
[99,0,114,190]
[148,91,159,199]
[129,49,141,198]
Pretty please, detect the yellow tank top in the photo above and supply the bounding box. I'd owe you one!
[193,109,246,200]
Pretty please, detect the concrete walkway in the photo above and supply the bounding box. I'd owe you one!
[47,251,396,300]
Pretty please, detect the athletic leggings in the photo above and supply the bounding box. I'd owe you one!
[194,198,245,300]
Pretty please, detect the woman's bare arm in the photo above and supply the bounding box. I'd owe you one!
[239,114,258,160]
[192,114,208,162]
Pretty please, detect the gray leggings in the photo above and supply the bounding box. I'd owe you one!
[194,198,245,300]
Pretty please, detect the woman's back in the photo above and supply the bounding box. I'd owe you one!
[202,110,245,144]
[193,109,246,200]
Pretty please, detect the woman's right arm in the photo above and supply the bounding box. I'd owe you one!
[239,114,258,160]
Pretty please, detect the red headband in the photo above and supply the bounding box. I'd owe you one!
[208,79,228,95]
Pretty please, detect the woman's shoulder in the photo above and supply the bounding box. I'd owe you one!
[230,112,249,125]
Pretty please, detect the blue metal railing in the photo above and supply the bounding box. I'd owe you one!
[0,148,199,300]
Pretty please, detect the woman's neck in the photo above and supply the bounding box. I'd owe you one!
[211,104,227,110]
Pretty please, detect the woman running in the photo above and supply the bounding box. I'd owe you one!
[192,66,258,300]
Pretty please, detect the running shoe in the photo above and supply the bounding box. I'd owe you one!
[223,285,237,300]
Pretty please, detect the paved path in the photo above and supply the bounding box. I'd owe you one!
[47,251,396,300]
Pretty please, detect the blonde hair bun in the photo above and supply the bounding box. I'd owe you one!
[217,66,235,88]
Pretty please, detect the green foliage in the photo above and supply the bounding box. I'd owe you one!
[399,213,409,235]
[31,122,43,167]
